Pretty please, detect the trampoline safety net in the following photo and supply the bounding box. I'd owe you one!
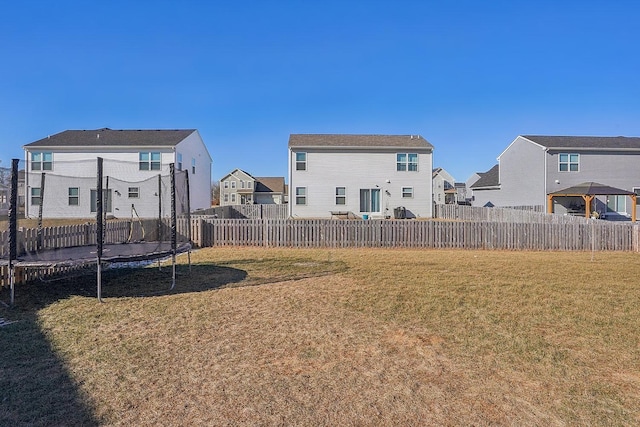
[1,157,192,304]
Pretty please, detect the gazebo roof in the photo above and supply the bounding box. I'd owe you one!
[550,182,635,196]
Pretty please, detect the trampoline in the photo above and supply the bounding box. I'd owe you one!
[1,157,193,306]
[12,242,191,267]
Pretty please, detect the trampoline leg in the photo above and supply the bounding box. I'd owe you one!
[10,266,15,307]
[97,261,104,303]
[170,252,176,291]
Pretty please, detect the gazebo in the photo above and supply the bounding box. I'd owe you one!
[547,182,637,221]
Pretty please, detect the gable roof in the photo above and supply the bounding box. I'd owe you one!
[522,135,640,150]
[288,134,433,149]
[470,164,500,189]
[24,128,197,149]
[255,177,285,194]
[220,168,255,181]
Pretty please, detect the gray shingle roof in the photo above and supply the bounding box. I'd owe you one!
[522,135,640,150]
[24,128,196,148]
[550,182,635,196]
[288,134,433,149]
[470,164,500,189]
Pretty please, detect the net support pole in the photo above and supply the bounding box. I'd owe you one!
[8,159,19,307]
[157,174,162,242]
[37,172,46,251]
[170,163,177,291]
[185,169,192,272]
[96,157,104,303]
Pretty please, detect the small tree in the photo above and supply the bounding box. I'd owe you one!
[211,180,220,206]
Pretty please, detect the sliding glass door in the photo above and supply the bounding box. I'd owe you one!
[360,188,381,213]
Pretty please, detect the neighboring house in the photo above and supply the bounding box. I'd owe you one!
[471,135,640,217]
[255,177,287,204]
[453,182,471,205]
[0,183,7,215]
[18,170,25,211]
[432,167,455,205]
[219,168,286,205]
[0,167,26,214]
[220,169,255,205]
[288,134,434,219]
[469,165,500,207]
[22,128,212,219]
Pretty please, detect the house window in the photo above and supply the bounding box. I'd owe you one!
[231,193,236,203]
[240,180,245,189]
[90,189,113,213]
[607,195,627,213]
[31,152,53,171]
[634,188,640,204]
[397,153,418,171]
[335,187,346,205]
[224,194,229,203]
[402,187,413,198]
[360,188,381,213]
[224,181,229,189]
[231,181,236,189]
[295,187,306,205]
[128,187,139,198]
[192,158,196,174]
[177,153,183,171]
[68,187,79,205]
[296,152,307,171]
[31,187,41,206]
[139,152,161,170]
[248,181,253,189]
[559,153,579,172]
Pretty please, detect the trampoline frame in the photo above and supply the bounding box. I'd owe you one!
[1,157,192,306]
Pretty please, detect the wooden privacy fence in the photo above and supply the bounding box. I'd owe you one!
[195,204,288,219]
[434,204,589,224]
[3,217,639,288]
[192,218,640,252]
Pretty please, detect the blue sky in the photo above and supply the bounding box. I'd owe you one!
[1,0,639,182]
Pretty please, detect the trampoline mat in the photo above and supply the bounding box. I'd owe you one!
[4,242,191,267]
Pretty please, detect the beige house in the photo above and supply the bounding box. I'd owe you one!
[220,168,286,206]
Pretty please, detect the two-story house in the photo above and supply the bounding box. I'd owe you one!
[471,135,640,218]
[432,167,456,205]
[288,134,434,219]
[219,168,286,205]
[23,128,212,219]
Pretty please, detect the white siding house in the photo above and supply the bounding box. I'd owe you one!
[23,128,212,219]
[432,167,455,205]
[288,134,434,219]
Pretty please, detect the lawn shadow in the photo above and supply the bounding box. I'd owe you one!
[0,310,100,426]
[0,256,347,425]
[0,263,248,426]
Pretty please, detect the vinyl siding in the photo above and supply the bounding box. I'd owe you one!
[547,150,640,216]
[174,130,212,210]
[498,136,547,206]
[289,148,433,218]
[24,130,212,218]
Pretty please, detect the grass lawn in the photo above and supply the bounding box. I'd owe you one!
[1,247,639,426]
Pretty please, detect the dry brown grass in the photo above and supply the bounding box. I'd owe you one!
[1,247,640,426]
